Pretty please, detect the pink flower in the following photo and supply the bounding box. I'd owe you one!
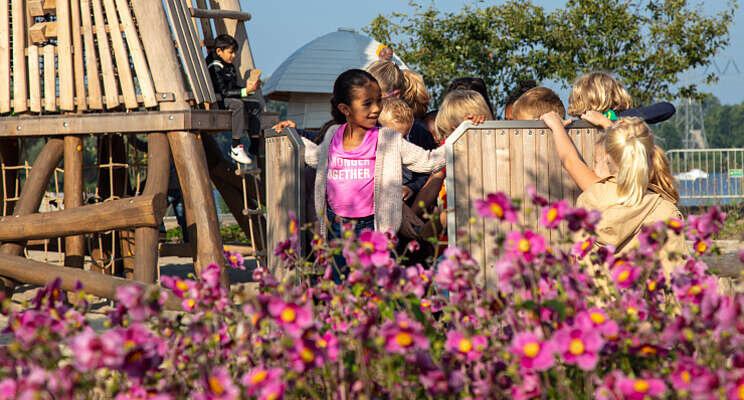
[473,192,518,222]
[540,200,569,229]
[201,263,223,287]
[257,382,285,400]
[380,313,429,354]
[418,369,463,396]
[575,308,619,340]
[616,376,666,399]
[202,367,238,400]
[223,249,245,270]
[435,246,476,297]
[290,339,325,372]
[611,263,640,289]
[552,325,604,370]
[571,237,595,259]
[404,264,432,298]
[511,371,541,400]
[726,378,744,400]
[115,285,148,322]
[0,378,17,399]
[316,332,339,361]
[669,359,717,396]
[509,332,554,371]
[445,331,487,360]
[493,259,517,294]
[505,230,547,263]
[267,298,313,337]
[622,293,648,320]
[526,185,548,206]
[675,277,717,305]
[667,217,684,234]
[343,230,391,268]
[565,207,601,232]
[241,367,283,396]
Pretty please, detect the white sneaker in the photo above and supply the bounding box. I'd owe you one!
[230,145,254,165]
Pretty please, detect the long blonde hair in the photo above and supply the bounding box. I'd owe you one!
[401,69,430,118]
[366,60,405,94]
[602,117,679,206]
[567,72,633,116]
[434,90,493,142]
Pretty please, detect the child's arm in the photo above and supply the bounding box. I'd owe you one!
[400,140,446,173]
[272,120,320,168]
[541,112,600,191]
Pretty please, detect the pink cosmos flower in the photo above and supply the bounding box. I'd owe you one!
[526,185,549,207]
[473,192,518,222]
[565,207,601,232]
[418,369,463,397]
[404,264,432,298]
[115,285,148,322]
[571,237,595,259]
[241,366,283,396]
[675,276,717,305]
[380,313,429,354]
[267,298,313,337]
[726,378,744,400]
[316,332,340,362]
[669,358,717,396]
[552,325,604,370]
[511,371,541,400]
[493,258,518,294]
[445,331,487,360]
[223,249,245,270]
[435,246,477,297]
[622,293,648,321]
[575,308,619,340]
[201,263,222,287]
[540,200,569,229]
[509,332,554,371]
[343,230,391,268]
[0,378,17,399]
[611,263,640,289]
[616,376,666,399]
[505,230,547,263]
[290,339,325,372]
[257,382,285,400]
[201,367,238,400]
[667,217,684,234]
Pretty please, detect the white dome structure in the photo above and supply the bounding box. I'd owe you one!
[263,28,408,129]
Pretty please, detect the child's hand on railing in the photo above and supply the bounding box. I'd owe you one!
[464,114,488,126]
[580,110,612,129]
[272,120,296,133]
[539,111,571,131]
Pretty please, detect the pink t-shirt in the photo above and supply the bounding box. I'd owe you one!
[326,124,378,218]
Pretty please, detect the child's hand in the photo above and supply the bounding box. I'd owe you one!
[581,111,613,129]
[272,120,296,133]
[402,185,414,201]
[464,114,488,126]
[540,111,572,130]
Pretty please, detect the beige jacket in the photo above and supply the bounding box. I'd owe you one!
[576,177,689,277]
[302,125,446,237]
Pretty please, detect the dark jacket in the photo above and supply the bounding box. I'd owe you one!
[617,102,676,125]
[402,119,438,193]
[206,53,243,99]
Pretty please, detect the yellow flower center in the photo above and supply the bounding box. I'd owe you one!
[523,342,540,358]
[186,299,196,309]
[696,241,707,253]
[681,371,691,385]
[289,220,296,235]
[640,345,657,355]
[648,281,657,291]
[317,339,328,348]
[251,371,267,385]
[569,339,585,355]
[688,285,702,295]
[627,306,638,317]
[518,239,531,253]
[490,203,504,218]
[458,338,473,353]
[280,308,296,323]
[421,300,431,308]
[547,207,558,222]
[176,281,190,291]
[738,384,744,400]
[251,314,259,326]
[229,255,237,263]
[581,240,591,251]
[208,377,224,395]
[300,347,315,363]
[589,312,606,324]
[617,270,630,283]
[362,241,375,253]
[395,332,413,347]
[266,394,279,400]
[633,380,649,393]
[669,220,681,228]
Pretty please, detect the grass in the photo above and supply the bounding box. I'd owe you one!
[715,207,744,241]
[165,224,251,245]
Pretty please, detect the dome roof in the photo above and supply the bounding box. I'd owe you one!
[263,28,408,101]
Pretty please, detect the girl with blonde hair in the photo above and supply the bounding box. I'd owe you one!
[567,71,675,124]
[401,69,430,119]
[542,111,688,277]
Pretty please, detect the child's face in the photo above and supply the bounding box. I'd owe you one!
[216,47,237,64]
[339,82,382,129]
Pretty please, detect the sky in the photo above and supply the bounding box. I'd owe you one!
[240,0,743,105]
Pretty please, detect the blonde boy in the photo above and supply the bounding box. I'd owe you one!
[511,87,566,120]
[379,97,414,137]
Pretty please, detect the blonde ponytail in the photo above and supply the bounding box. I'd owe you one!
[401,69,430,118]
[649,145,680,203]
[603,118,654,207]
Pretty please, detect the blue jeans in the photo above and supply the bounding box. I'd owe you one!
[326,207,374,284]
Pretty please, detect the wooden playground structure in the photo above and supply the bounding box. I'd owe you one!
[0,0,269,300]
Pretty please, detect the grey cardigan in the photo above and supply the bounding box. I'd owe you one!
[303,125,446,237]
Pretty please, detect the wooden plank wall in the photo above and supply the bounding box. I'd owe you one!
[265,127,304,279]
[447,121,599,286]
[1,0,170,115]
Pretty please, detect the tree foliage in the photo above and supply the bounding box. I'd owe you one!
[364,0,737,114]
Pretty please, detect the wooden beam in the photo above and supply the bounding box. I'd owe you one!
[0,254,182,309]
[29,22,58,43]
[28,0,57,16]
[189,7,251,21]
[12,0,28,113]
[0,2,10,113]
[0,110,231,137]
[0,193,166,241]
[63,136,85,267]
[56,0,75,111]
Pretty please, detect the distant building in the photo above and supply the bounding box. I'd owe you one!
[262,28,408,130]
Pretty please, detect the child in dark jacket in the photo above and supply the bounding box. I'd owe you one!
[206,34,262,165]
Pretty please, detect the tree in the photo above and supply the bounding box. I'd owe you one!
[364,0,736,115]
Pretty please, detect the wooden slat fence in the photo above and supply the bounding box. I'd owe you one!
[444,120,600,287]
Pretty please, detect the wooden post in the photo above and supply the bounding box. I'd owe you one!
[132,0,228,284]
[0,193,166,241]
[28,45,42,112]
[80,0,103,110]
[70,0,87,111]
[63,135,85,267]
[0,254,182,310]
[0,1,10,114]
[43,44,56,112]
[11,0,27,114]
[0,138,64,296]
[113,0,157,108]
[56,0,75,111]
[133,133,169,283]
[101,0,137,108]
[91,0,120,109]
